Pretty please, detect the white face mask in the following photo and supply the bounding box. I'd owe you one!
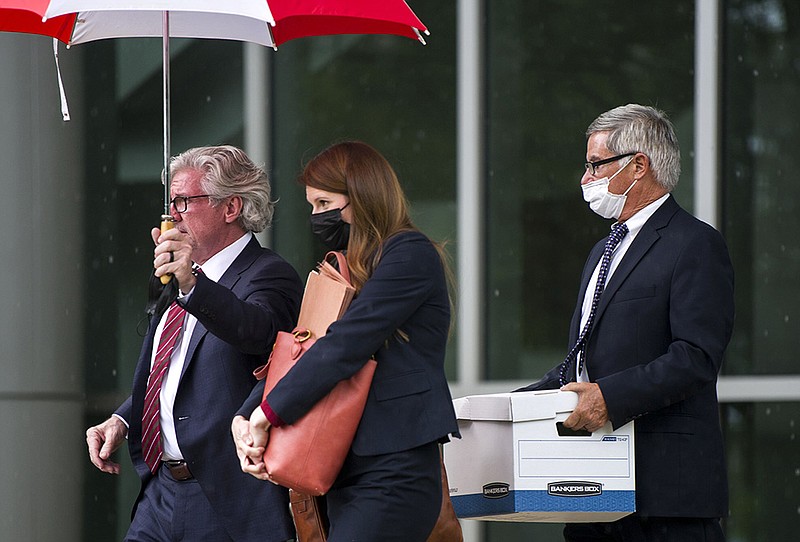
[581,158,637,219]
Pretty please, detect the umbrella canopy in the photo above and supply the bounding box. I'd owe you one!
[0,0,429,259]
[44,0,277,46]
[2,1,428,47]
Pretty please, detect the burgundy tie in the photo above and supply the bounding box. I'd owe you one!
[141,301,187,474]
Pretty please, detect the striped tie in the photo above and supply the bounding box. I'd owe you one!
[141,301,186,474]
[559,223,629,385]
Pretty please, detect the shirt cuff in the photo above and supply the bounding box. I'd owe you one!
[178,286,195,299]
[260,399,285,428]
[112,412,129,429]
[112,413,130,439]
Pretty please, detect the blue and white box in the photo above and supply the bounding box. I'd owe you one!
[445,390,635,522]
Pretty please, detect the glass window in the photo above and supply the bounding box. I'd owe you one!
[485,1,696,381]
[721,1,800,539]
[722,0,800,376]
[723,402,800,539]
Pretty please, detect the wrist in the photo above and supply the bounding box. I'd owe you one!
[252,405,271,431]
[179,275,197,297]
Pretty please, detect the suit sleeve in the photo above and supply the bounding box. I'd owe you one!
[265,235,442,425]
[597,226,734,428]
[237,378,266,418]
[181,257,303,356]
[114,396,133,424]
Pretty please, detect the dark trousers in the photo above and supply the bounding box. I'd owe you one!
[326,441,441,542]
[564,516,725,542]
[125,464,235,542]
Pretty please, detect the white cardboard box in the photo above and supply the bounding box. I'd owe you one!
[444,390,635,522]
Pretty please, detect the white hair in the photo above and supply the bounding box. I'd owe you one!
[169,145,274,232]
[587,104,681,191]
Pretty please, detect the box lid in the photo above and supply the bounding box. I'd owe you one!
[453,390,578,422]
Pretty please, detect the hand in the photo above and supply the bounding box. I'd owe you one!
[249,405,271,448]
[151,227,196,293]
[86,417,127,474]
[231,413,270,481]
[561,382,609,433]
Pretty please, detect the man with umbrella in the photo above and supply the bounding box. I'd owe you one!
[86,145,303,541]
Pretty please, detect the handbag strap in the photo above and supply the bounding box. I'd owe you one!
[324,251,351,285]
[253,328,313,380]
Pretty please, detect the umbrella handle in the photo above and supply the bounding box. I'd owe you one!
[160,215,175,285]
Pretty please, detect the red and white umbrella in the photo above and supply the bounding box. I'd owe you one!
[1,0,428,46]
[0,0,428,219]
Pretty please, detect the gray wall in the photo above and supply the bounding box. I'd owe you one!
[0,35,84,541]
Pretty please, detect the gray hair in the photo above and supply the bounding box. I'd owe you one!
[169,145,274,232]
[587,104,681,191]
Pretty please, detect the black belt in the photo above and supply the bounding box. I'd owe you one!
[163,460,194,481]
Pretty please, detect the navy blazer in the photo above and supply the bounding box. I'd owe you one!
[241,230,459,457]
[520,196,734,518]
[117,236,303,541]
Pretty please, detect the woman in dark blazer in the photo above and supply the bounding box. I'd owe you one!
[232,141,460,541]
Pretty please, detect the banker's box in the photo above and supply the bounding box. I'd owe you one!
[444,390,635,522]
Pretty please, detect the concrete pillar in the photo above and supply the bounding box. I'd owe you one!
[0,34,84,541]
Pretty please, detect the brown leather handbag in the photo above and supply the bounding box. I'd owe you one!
[254,251,374,495]
[256,328,377,495]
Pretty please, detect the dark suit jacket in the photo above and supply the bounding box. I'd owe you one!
[520,196,734,518]
[117,236,303,541]
[240,230,459,457]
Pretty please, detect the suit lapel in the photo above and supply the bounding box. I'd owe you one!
[592,196,679,323]
[217,235,262,290]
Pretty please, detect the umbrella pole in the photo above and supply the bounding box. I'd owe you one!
[160,11,174,285]
[162,10,171,215]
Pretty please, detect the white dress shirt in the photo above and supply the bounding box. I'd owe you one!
[576,195,670,382]
[156,232,252,460]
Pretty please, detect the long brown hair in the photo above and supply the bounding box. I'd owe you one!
[299,141,418,290]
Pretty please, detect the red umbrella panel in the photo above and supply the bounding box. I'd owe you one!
[270,0,429,46]
[0,0,75,42]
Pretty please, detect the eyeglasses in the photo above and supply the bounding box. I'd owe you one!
[170,194,210,213]
[584,152,637,176]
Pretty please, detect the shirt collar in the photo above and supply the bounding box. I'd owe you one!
[194,232,252,282]
[616,193,670,238]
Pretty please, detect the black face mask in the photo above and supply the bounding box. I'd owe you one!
[309,206,350,251]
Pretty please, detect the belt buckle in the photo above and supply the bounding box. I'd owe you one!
[164,460,193,481]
